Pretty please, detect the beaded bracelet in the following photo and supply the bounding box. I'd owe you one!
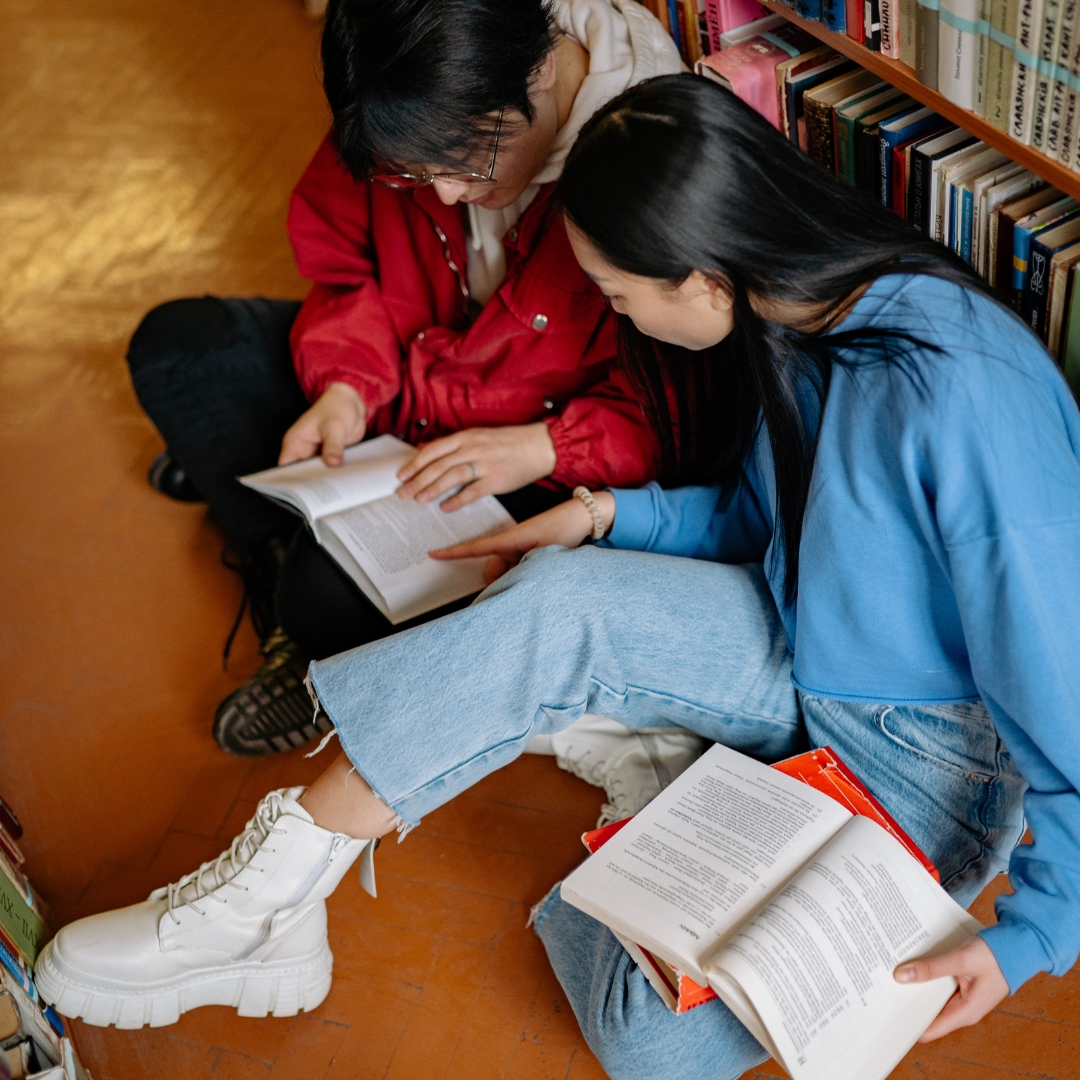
[573,485,607,540]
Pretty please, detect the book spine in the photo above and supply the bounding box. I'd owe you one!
[848,0,868,37]
[866,0,883,46]
[916,0,941,83]
[986,0,1020,129]
[0,866,46,968]
[938,0,981,108]
[961,188,976,260]
[1022,237,1054,331]
[1047,0,1079,155]
[911,151,929,227]
[1063,270,1080,387]
[901,0,918,61]
[668,0,684,53]
[705,0,723,51]
[797,0,824,16]
[824,0,850,30]
[1011,0,1048,143]
[882,0,899,52]
[975,0,993,114]
[683,0,704,63]
[892,146,908,212]
[1032,0,1065,148]
[836,115,856,179]
[806,100,835,165]
[879,134,891,204]
[0,935,36,1004]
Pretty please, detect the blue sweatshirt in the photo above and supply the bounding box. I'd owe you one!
[603,274,1080,993]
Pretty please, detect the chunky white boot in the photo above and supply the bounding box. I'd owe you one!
[549,716,709,826]
[35,788,377,1029]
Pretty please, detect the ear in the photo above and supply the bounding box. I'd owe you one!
[533,48,558,92]
[685,270,735,311]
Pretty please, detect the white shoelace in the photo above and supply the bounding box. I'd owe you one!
[164,791,289,922]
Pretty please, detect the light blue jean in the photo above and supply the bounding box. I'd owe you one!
[309,545,1027,1080]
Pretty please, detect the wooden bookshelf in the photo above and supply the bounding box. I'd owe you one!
[761,0,1080,200]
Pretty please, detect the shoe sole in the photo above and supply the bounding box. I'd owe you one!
[34,939,334,1029]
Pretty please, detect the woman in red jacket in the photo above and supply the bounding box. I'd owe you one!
[126,0,681,756]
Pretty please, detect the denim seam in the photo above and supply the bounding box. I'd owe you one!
[873,705,998,785]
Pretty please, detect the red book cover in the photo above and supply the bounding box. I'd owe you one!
[845,0,865,43]
[580,745,939,1015]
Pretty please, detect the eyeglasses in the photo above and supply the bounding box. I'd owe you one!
[371,108,504,189]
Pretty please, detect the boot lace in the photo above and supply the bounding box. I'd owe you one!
[163,791,289,922]
[220,536,290,668]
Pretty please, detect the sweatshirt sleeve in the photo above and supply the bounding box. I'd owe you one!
[602,478,771,563]
[929,351,1080,992]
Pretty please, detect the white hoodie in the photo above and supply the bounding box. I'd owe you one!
[466,0,682,305]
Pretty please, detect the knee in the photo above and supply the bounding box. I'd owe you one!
[127,296,235,378]
[492,544,612,613]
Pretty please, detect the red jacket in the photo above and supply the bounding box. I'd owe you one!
[286,137,659,490]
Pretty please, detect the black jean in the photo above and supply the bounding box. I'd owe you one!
[128,297,566,659]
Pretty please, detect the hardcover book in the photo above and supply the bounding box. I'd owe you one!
[986,0,1021,129]
[991,185,1066,289]
[937,0,981,108]
[909,127,973,231]
[1010,0,1048,143]
[1031,0,1067,149]
[1045,0,1079,156]
[835,83,904,182]
[1021,219,1080,333]
[915,0,940,84]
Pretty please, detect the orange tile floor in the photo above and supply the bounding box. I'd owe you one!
[0,1,1077,1078]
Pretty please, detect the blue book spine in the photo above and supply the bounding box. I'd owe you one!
[948,185,958,252]
[878,113,944,208]
[960,189,974,264]
[0,935,38,1002]
[1013,224,1037,294]
[823,0,847,30]
[796,0,823,19]
[667,0,682,51]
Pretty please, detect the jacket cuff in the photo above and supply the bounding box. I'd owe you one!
[602,486,660,551]
[305,367,388,414]
[978,920,1053,994]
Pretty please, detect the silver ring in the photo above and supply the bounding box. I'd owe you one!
[467,462,477,482]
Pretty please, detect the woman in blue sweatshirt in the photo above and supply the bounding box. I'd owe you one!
[37,76,1080,1079]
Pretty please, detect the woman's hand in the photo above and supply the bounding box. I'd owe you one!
[894,935,1009,1042]
[279,382,368,466]
[395,422,557,512]
[430,491,615,584]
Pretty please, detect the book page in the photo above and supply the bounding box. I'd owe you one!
[239,435,414,521]
[560,744,853,984]
[708,815,981,1080]
[319,491,514,623]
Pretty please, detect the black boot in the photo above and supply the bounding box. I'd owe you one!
[213,538,331,756]
[148,450,204,502]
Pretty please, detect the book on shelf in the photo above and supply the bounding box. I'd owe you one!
[823,0,848,31]
[1011,194,1080,302]
[835,83,905,182]
[580,745,939,1017]
[776,45,835,135]
[945,147,1008,251]
[960,159,1025,261]
[1010,0,1047,144]
[900,0,918,64]
[880,0,900,55]
[909,128,977,230]
[984,172,1047,279]
[865,0,883,49]
[1044,241,1080,351]
[560,743,976,1080]
[795,0,823,19]
[974,165,1038,272]
[846,0,867,41]
[1060,265,1080,384]
[717,10,787,46]
[786,54,854,146]
[1021,216,1080,330]
[985,0,1021,128]
[975,0,992,116]
[892,136,923,211]
[991,184,1064,286]
[240,434,514,625]
[696,22,818,127]
[1031,0,1069,149]
[1059,6,1080,162]
[878,106,951,204]
[938,0,981,109]
[803,68,881,166]
[1045,0,1079,156]
[915,0,940,85]
[857,97,918,189]
[929,140,986,240]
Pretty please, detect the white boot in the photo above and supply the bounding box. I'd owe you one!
[35,788,377,1029]
[549,715,709,827]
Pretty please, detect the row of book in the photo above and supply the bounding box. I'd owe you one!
[699,25,1080,387]
[778,0,1080,171]
[635,0,770,65]
[0,798,91,1080]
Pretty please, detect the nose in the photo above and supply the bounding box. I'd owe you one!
[432,178,470,205]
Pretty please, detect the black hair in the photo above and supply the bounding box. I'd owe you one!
[559,74,1001,606]
[322,0,559,179]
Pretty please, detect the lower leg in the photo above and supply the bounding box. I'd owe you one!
[299,752,399,838]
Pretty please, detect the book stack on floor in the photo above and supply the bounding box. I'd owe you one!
[698,27,1080,388]
[765,0,1080,173]
[0,797,91,1080]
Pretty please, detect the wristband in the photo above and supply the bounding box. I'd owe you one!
[573,486,607,540]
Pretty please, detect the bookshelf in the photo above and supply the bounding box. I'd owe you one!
[760,0,1080,201]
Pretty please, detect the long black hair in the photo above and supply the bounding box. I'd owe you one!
[559,74,997,606]
[322,0,558,179]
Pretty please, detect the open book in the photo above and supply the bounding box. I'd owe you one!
[240,435,514,624]
[561,744,981,1080]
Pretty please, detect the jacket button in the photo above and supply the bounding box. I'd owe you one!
[543,398,554,410]
[531,313,548,331]
[417,331,425,341]
[418,418,427,427]
[507,227,519,242]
